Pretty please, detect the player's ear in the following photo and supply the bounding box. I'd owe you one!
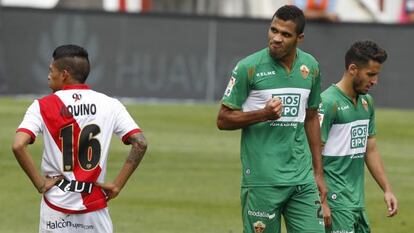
[61,69,71,81]
[348,63,358,76]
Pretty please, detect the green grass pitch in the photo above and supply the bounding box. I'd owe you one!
[0,97,412,233]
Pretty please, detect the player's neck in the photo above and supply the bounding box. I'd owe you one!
[337,75,358,103]
[278,49,297,73]
[64,79,83,86]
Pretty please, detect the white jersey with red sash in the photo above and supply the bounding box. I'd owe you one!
[17,84,141,214]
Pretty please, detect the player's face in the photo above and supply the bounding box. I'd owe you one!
[268,18,303,61]
[48,62,65,92]
[352,60,381,95]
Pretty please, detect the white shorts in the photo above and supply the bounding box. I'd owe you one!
[39,198,113,233]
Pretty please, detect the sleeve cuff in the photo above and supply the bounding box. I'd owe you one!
[122,128,142,144]
[221,102,241,110]
[16,128,36,144]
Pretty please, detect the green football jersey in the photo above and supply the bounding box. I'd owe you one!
[221,48,322,187]
[319,84,376,210]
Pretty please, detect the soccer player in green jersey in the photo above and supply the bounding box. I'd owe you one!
[319,40,398,233]
[217,5,327,233]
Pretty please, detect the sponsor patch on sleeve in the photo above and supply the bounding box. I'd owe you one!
[224,76,236,97]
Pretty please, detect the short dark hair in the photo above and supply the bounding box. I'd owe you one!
[273,5,305,35]
[52,44,90,83]
[345,40,387,69]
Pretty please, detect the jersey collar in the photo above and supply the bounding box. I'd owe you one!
[62,84,90,90]
[332,84,361,105]
[267,48,301,70]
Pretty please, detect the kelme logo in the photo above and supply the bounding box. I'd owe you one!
[273,94,300,117]
[350,125,368,148]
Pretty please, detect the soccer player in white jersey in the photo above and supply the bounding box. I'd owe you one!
[319,40,398,233]
[12,44,148,233]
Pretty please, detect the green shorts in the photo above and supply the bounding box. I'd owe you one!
[326,209,370,233]
[241,182,324,233]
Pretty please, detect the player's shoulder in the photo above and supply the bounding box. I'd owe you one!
[36,92,63,107]
[38,92,57,102]
[297,49,321,79]
[321,85,339,106]
[87,89,112,99]
[321,85,337,96]
[362,93,374,102]
[233,48,270,78]
[297,48,319,65]
[360,93,375,107]
[87,90,123,106]
[237,48,269,68]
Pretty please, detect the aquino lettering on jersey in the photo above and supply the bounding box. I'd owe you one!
[60,104,97,118]
[59,92,98,118]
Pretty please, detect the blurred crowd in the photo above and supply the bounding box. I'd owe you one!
[1,0,413,24]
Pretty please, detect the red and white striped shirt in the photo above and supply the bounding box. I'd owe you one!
[17,84,141,213]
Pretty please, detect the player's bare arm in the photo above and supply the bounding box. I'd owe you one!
[320,143,332,227]
[217,98,282,130]
[304,109,328,202]
[365,137,398,217]
[96,132,148,201]
[12,132,62,193]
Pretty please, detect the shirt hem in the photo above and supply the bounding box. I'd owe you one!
[221,101,241,110]
[43,196,107,214]
[329,206,365,211]
[241,179,315,187]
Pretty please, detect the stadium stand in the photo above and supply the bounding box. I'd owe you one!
[0,0,407,23]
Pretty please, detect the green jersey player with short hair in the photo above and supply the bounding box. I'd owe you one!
[319,40,398,233]
[217,5,327,233]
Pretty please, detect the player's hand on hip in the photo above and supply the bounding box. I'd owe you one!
[384,191,398,217]
[264,97,283,120]
[95,182,120,201]
[38,175,64,194]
